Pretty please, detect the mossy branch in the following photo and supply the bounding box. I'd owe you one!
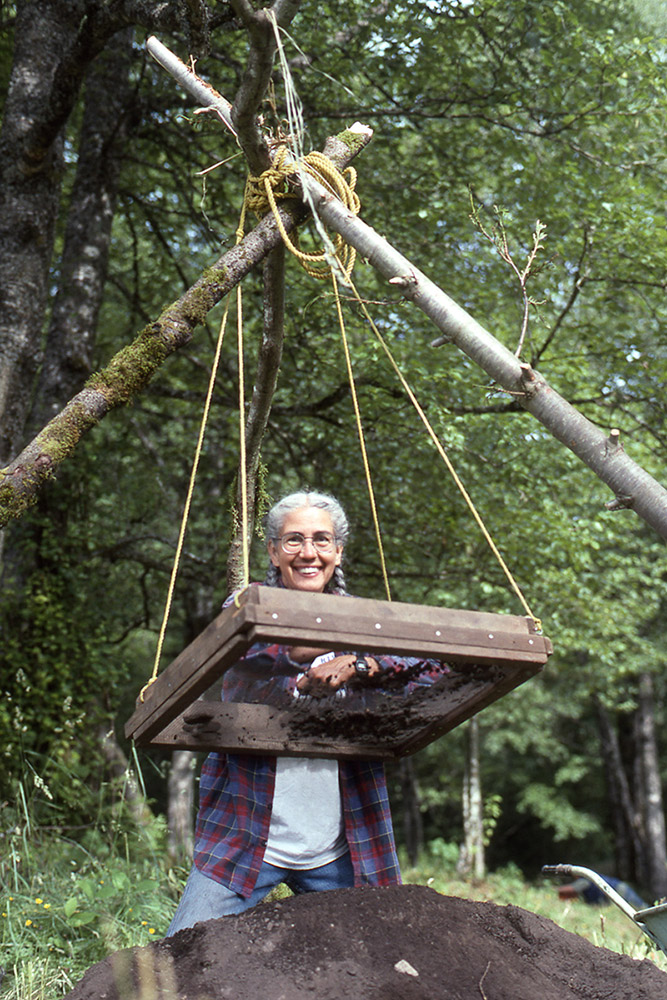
[0,125,373,528]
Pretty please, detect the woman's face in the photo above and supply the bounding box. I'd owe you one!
[268,506,343,592]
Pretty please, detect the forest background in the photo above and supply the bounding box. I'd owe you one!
[3,0,667,954]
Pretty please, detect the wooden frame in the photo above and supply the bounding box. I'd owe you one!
[125,587,552,760]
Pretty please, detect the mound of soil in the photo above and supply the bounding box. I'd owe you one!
[66,884,667,1000]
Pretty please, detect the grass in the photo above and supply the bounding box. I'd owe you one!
[2,823,666,999]
[1,808,182,1000]
[400,850,667,972]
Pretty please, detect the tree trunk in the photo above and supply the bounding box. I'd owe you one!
[458,717,485,879]
[0,29,138,598]
[635,673,667,898]
[167,749,196,862]
[97,720,153,827]
[595,684,667,896]
[28,28,136,432]
[0,1,68,464]
[595,697,638,881]
[399,756,424,866]
[227,244,287,591]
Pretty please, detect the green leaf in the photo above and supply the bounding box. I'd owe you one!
[68,911,96,927]
[135,879,156,893]
[112,871,130,891]
[79,878,95,902]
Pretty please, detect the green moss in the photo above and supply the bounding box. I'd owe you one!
[335,129,368,157]
[0,471,39,527]
[43,403,99,459]
[86,268,231,407]
[186,275,224,325]
[86,322,171,407]
[0,476,13,508]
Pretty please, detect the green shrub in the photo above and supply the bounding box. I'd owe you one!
[1,798,181,998]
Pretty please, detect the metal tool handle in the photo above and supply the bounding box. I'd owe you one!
[541,864,639,921]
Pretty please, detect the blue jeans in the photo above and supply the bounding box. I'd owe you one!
[165,851,355,936]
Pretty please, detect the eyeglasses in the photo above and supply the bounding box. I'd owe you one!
[279,531,337,554]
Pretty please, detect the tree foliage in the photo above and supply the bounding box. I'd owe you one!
[2,0,667,886]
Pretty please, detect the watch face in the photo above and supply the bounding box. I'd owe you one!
[354,657,370,675]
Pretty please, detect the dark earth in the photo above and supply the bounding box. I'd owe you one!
[65,883,667,999]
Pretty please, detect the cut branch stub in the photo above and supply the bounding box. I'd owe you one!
[147,36,237,138]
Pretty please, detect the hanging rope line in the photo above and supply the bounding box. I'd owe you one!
[236,282,250,588]
[141,294,233,700]
[244,135,540,627]
[347,279,542,631]
[144,31,540,693]
[331,273,392,602]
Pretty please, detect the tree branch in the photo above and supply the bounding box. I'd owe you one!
[227,243,286,591]
[146,35,237,139]
[294,171,667,540]
[0,125,372,527]
[228,0,301,173]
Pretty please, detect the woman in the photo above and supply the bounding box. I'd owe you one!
[166,490,439,934]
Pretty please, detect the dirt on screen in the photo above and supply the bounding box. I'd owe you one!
[65,883,667,999]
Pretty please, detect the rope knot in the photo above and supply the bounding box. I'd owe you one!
[239,146,361,281]
[245,146,298,216]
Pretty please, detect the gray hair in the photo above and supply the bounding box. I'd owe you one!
[263,491,349,595]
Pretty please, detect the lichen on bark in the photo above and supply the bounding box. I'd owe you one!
[85,323,173,407]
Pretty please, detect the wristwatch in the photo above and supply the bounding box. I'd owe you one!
[353,656,371,677]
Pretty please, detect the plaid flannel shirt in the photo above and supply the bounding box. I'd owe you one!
[193,586,444,897]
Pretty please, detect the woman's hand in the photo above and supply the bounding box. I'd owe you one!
[297,655,380,697]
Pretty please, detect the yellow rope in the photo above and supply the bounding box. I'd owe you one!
[140,295,233,700]
[236,282,250,587]
[242,146,360,281]
[240,146,392,594]
[331,273,392,602]
[249,145,539,626]
[146,142,538,658]
[348,280,542,631]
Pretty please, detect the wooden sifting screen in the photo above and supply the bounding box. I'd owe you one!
[125,586,552,760]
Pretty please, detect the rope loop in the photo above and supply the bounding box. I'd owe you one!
[243,146,360,281]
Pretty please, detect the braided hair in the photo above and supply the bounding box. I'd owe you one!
[263,491,349,595]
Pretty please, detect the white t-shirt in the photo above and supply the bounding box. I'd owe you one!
[263,654,347,869]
